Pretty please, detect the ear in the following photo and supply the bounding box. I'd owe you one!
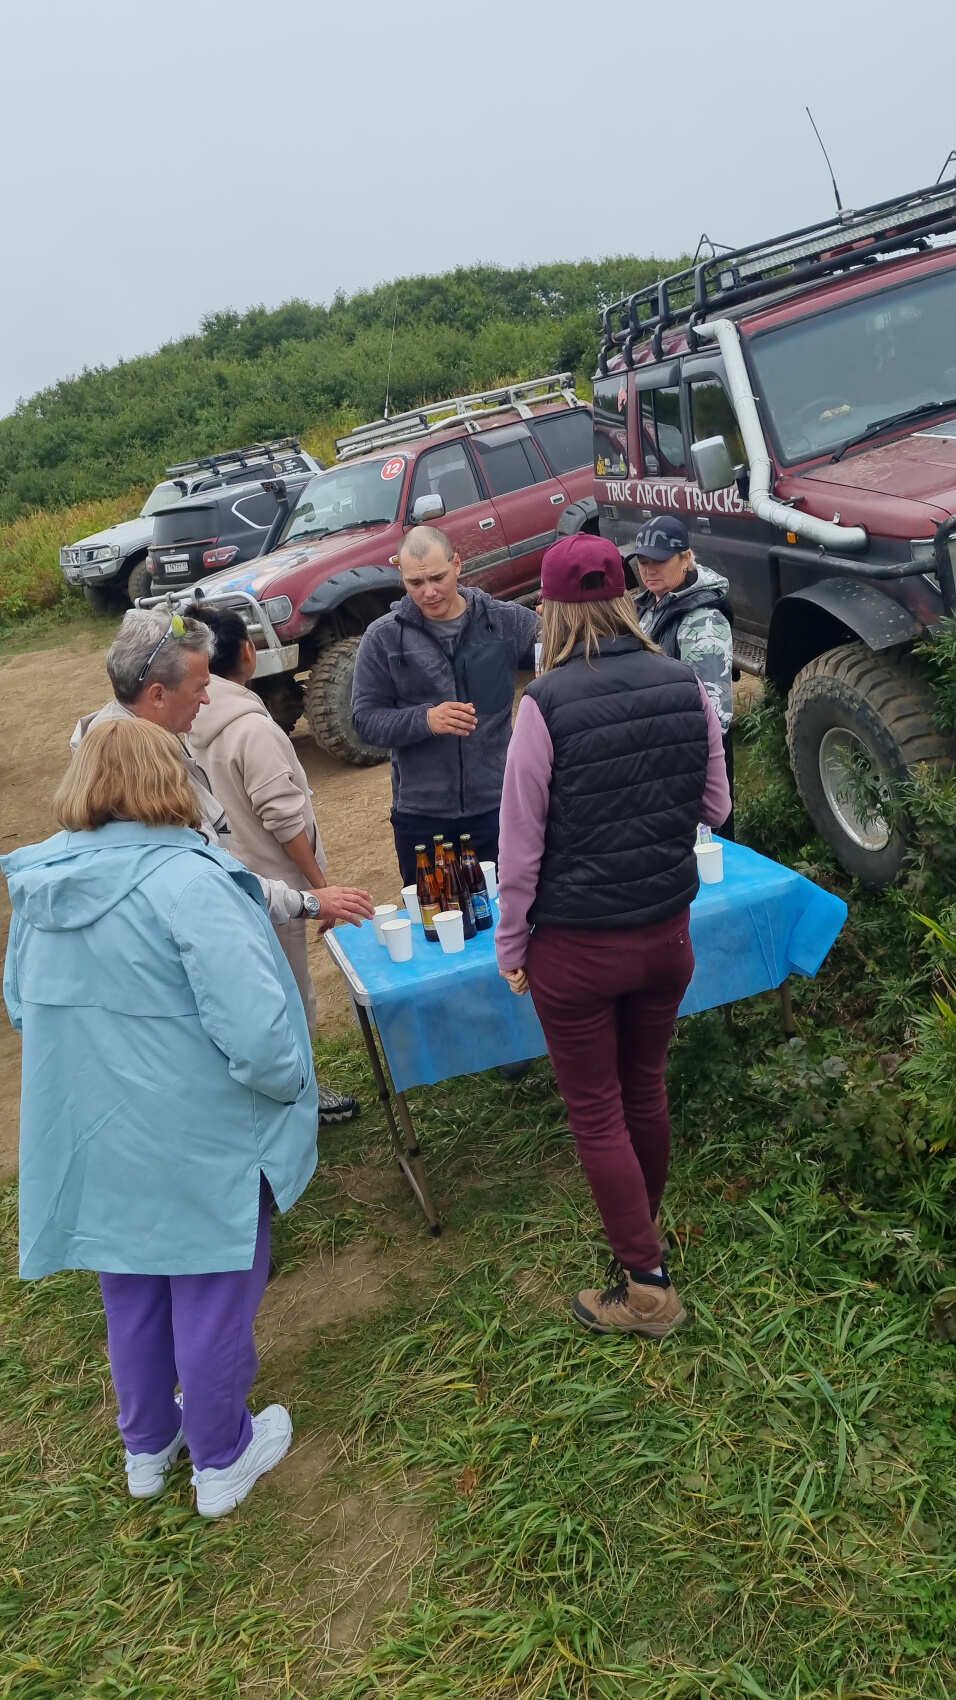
[451,553,462,575]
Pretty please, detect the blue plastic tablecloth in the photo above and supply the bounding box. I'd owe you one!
[325,840,847,1094]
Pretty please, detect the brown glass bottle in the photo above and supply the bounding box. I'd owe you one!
[459,834,493,931]
[414,844,441,943]
[442,841,476,939]
[432,835,447,903]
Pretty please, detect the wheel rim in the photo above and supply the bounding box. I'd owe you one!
[818,727,891,851]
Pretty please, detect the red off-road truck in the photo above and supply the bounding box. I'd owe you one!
[187,375,592,763]
[562,179,956,886]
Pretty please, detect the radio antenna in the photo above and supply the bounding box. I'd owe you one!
[806,105,844,214]
[383,297,399,421]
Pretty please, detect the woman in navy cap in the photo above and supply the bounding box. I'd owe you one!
[496,533,730,1339]
[632,516,735,833]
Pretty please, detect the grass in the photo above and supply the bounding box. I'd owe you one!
[1,1014,954,1699]
[0,492,146,629]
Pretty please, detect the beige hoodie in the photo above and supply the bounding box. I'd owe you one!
[189,676,327,892]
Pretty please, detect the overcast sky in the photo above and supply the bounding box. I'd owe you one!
[1,0,953,417]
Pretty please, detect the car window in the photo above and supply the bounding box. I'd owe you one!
[470,426,548,496]
[640,387,687,476]
[689,379,747,467]
[232,490,277,530]
[592,375,629,477]
[409,442,481,514]
[531,409,592,475]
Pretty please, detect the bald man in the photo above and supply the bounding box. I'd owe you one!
[351,525,539,884]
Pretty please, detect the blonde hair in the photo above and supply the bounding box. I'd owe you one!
[55,719,201,833]
[539,594,659,672]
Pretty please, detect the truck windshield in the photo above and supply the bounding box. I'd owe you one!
[279,461,403,545]
[748,266,956,464]
[141,482,183,517]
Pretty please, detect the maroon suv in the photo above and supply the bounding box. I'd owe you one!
[559,179,956,886]
[191,375,592,762]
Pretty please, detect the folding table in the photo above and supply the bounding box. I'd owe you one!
[325,840,847,1233]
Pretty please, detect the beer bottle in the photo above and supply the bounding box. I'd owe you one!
[414,844,441,943]
[432,835,447,902]
[442,840,476,939]
[459,834,493,931]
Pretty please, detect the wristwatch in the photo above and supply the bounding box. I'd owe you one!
[300,892,322,919]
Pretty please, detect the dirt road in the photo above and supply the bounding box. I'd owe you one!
[0,631,396,1181]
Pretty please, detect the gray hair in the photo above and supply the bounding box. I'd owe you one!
[106,607,214,704]
[399,524,454,564]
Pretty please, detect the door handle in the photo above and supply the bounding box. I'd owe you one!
[550,493,566,505]
[479,517,496,530]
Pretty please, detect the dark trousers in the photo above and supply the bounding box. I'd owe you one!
[99,1178,272,1472]
[526,912,694,1274]
[391,807,500,888]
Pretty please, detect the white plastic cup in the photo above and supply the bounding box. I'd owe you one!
[372,902,399,945]
[381,917,413,962]
[401,885,422,925]
[434,909,465,954]
[695,841,724,884]
[480,861,498,900]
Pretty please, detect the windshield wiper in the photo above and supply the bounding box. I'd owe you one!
[831,400,956,462]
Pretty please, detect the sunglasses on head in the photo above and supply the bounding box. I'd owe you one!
[137,612,187,686]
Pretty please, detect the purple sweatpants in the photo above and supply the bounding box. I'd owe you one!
[98,1177,272,1472]
[526,912,694,1274]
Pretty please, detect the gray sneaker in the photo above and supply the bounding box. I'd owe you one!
[318,1084,360,1123]
[192,1404,292,1518]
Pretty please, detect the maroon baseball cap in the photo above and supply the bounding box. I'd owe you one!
[540,534,626,604]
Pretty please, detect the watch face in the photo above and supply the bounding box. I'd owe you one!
[303,894,320,918]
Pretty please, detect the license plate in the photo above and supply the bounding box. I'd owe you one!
[161,559,190,576]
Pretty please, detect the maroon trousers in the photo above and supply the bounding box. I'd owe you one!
[526,911,694,1274]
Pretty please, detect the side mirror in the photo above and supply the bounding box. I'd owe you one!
[411,493,445,523]
[691,435,736,493]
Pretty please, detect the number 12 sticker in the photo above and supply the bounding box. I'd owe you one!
[380,458,404,481]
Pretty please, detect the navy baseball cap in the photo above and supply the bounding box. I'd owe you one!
[633,515,690,560]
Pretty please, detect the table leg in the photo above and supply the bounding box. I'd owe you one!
[778,980,798,1040]
[353,1002,442,1236]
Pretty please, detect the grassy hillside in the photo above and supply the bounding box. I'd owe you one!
[0,258,674,523]
[0,257,677,628]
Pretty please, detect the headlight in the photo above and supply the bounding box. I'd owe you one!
[88,544,121,563]
[262,596,293,626]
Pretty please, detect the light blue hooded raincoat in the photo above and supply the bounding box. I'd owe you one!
[2,822,319,1279]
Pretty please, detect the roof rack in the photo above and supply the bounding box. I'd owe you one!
[335,374,581,461]
[164,437,303,477]
[599,179,956,371]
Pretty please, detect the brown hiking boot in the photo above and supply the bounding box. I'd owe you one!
[571,1261,686,1338]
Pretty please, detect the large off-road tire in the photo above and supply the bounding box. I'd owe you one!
[83,581,119,615]
[126,558,154,604]
[785,642,951,887]
[252,676,305,736]
[304,636,388,765]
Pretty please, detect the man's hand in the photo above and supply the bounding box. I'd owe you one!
[501,967,529,996]
[306,886,375,927]
[427,701,477,737]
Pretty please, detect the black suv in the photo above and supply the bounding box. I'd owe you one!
[147,466,313,595]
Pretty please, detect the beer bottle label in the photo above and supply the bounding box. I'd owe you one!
[420,901,440,930]
[471,888,493,926]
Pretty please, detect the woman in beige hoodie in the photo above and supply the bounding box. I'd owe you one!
[188,605,358,1123]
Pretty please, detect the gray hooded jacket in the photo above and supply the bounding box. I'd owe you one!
[351,587,539,817]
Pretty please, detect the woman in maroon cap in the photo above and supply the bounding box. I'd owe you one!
[495,534,730,1338]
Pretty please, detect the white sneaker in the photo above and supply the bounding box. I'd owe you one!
[125,1397,185,1499]
[192,1405,292,1518]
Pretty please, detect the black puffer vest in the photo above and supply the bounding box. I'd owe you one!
[526,636,710,930]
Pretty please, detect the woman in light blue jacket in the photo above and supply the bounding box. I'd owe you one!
[2,718,319,1518]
